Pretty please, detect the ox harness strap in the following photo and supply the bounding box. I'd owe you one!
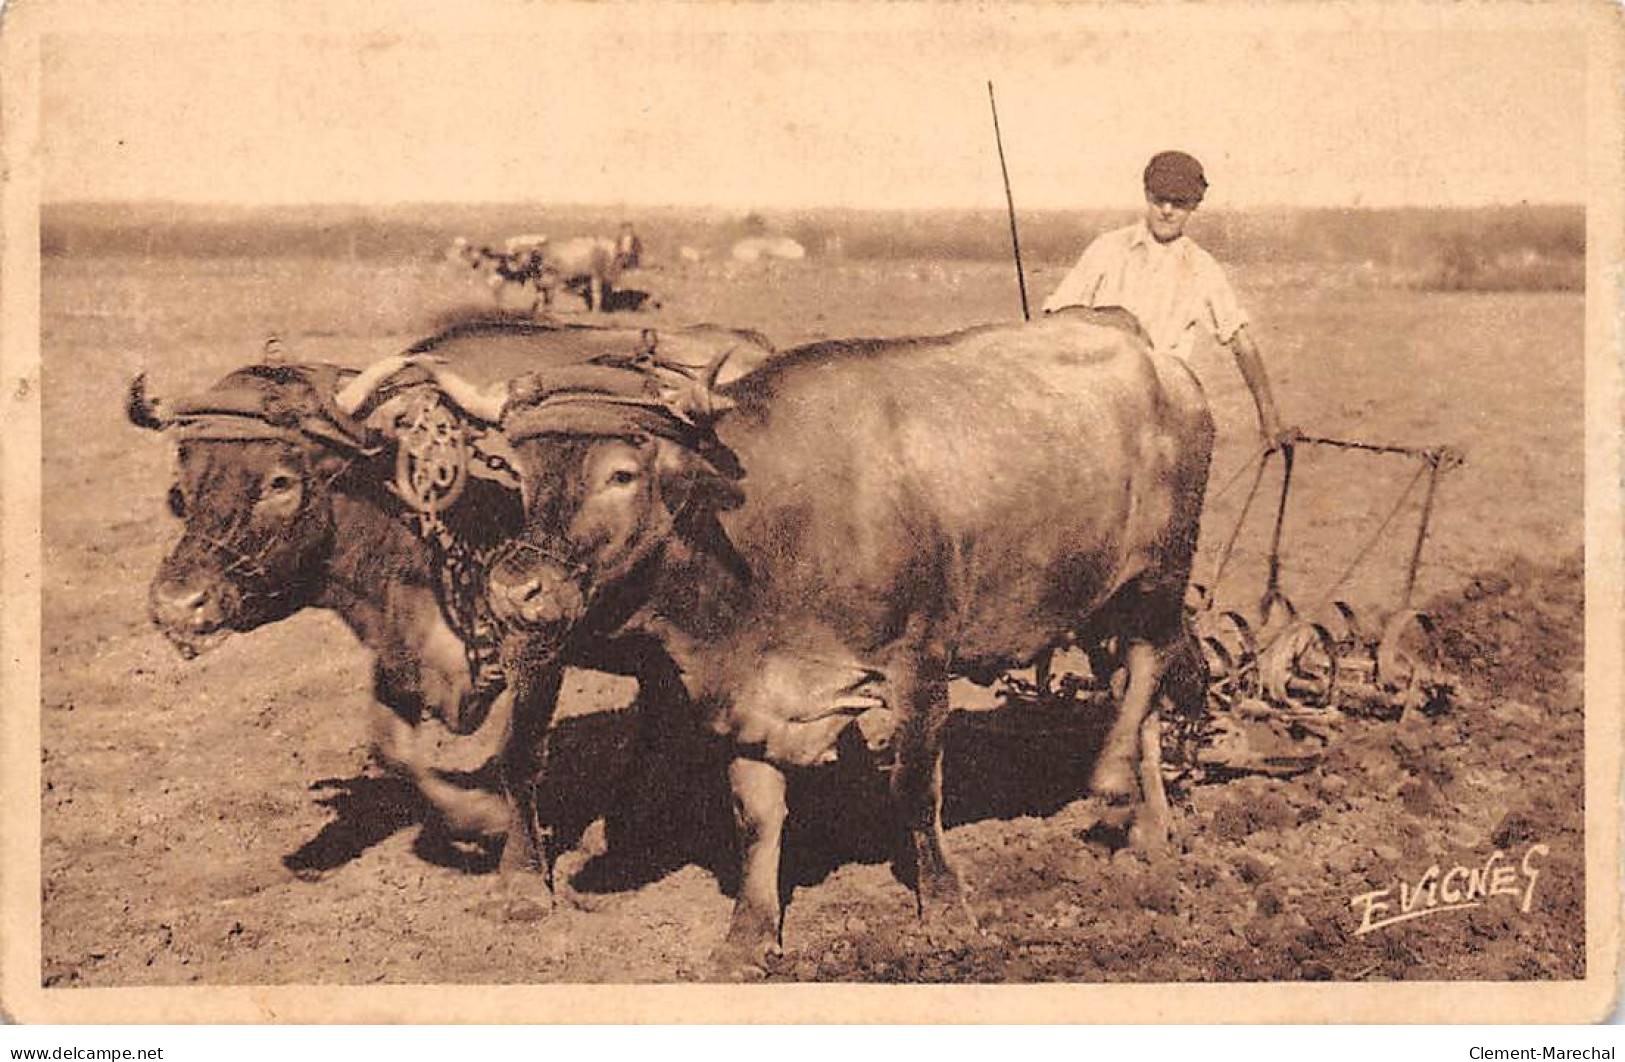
[383,387,519,707]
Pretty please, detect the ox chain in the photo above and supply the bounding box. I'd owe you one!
[390,389,517,708]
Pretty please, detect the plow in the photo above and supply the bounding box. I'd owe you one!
[1000,433,1467,781]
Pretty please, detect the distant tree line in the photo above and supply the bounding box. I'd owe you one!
[42,201,1583,291]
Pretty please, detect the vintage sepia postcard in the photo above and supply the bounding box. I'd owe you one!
[1,0,1619,1024]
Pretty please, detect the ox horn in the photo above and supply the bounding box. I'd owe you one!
[334,352,508,424]
[333,354,415,416]
[681,346,738,421]
[657,346,736,424]
[422,364,508,424]
[125,373,171,431]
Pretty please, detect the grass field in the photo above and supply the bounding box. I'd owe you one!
[37,221,1586,986]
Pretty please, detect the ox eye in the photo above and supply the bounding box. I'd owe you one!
[606,469,639,487]
[166,486,186,518]
[263,471,299,495]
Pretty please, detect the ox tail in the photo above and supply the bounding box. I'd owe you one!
[126,373,169,431]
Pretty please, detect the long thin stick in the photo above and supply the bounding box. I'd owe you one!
[987,81,1030,321]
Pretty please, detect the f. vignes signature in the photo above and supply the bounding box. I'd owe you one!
[1350,843,1548,936]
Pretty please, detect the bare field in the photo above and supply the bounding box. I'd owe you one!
[38,250,1584,985]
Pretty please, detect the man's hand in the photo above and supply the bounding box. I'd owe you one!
[1267,422,1302,453]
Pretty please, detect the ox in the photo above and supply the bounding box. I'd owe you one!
[729,235,806,263]
[398,308,1214,975]
[129,319,775,912]
[448,236,624,315]
[530,236,624,314]
[449,237,551,316]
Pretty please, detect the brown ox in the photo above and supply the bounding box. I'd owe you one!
[129,320,774,913]
[401,308,1214,975]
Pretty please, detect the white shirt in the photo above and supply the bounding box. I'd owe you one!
[1041,220,1249,362]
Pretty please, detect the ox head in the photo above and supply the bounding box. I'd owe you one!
[481,355,742,652]
[127,363,384,657]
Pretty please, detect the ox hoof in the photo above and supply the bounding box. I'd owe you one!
[552,865,619,914]
[924,920,984,954]
[1089,760,1137,806]
[503,896,553,923]
[476,874,556,923]
[472,894,554,923]
[1128,815,1171,855]
[914,865,981,950]
[919,890,981,950]
[702,942,774,982]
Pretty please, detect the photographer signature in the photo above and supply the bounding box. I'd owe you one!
[1349,843,1548,936]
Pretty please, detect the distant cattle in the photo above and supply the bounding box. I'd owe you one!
[504,234,551,255]
[447,234,632,315]
[730,236,806,263]
[448,237,548,313]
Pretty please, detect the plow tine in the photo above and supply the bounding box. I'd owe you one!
[1262,591,1297,627]
[1215,610,1262,698]
[1327,600,1368,648]
[1201,635,1235,681]
[1185,581,1214,616]
[1376,609,1439,691]
[1217,610,1258,660]
[1259,620,1339,708]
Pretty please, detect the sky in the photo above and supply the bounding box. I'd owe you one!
[37,3,1591,211]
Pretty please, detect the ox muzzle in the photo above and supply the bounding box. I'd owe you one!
[485,543,587,643]
[148,563,236,659]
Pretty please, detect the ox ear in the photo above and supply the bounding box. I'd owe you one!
[306,435,357,481]
[655,437,745,513]
[126,374,171,431]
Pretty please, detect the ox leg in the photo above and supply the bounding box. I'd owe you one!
[1135,626,1207,852]
[708,756,787,980]
[1032,647,1054,697]
[1132,703,1171,852]
[588,275,603,313]
[604,651,694,861]
[1091,641,1159,803]
[368,704,509,840]
[1093,612,1189,853]
[891,656,977,938]
[487,663,565,922]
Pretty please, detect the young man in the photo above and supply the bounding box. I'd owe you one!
[1042,150,1289,447]
[614,221,643,272]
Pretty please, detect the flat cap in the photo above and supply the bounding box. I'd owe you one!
[1143,151,1208,204]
